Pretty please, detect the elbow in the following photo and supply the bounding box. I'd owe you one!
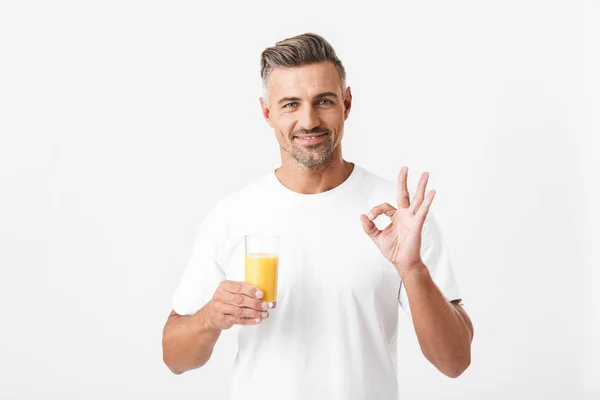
[166,363,185,375]
[161,311,215,375]
[165,359,207,375]
[163,350,194,375]
[163,347,184,375]
[162,336,209,375]
[423,337,472,379]
[444,355,471,379]
[442,325,474,378]
[170,367,186,376]
[162,334,187,375]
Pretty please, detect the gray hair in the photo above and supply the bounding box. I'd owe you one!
[260,33,347,103]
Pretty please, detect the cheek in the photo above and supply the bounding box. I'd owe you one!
[276,116,296,137]
[322,110,344,132]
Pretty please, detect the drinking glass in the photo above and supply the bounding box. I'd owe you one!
[245,235,280,309]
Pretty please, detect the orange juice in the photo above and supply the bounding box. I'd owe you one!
[245,253,279,304]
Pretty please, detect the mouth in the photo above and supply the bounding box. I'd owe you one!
[293,132,328,145]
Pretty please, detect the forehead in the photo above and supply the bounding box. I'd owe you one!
[267,61,342,97]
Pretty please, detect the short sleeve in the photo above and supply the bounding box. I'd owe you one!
[398,212,461,315]
[172,204,226,316]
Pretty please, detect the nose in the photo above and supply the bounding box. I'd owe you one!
[298,105,320,132]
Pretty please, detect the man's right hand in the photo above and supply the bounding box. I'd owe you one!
[204,280,269,331]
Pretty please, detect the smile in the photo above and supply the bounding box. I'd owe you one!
[293,133,328,144]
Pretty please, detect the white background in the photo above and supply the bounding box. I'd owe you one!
[1,1,598,399]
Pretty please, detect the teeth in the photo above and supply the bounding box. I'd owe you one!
[298,135,320,139]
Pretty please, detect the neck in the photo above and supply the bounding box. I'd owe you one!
[275,155,354,195]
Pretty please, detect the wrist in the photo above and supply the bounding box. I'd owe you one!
[197,302,221,334]
[395,261,429,282]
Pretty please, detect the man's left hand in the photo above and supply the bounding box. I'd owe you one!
[360,166,436,277]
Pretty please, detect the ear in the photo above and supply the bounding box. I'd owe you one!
[343,87,352,121]
[260,97,274,128]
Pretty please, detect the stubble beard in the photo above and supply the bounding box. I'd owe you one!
[289,136,335,168]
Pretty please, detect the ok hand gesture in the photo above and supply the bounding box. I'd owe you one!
[360,167,436,277]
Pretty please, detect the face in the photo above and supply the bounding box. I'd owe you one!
[260,61,352,168]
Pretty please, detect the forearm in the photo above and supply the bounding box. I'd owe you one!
[400,264,473,378]
[162,304,222,374]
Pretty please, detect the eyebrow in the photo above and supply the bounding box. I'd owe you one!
[277,92,339,106]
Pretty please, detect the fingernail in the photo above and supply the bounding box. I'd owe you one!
[255,318,261,324]
[255,290,263,299]
[261,302,268,310]
[368,213,373,220]
[261,312,269,318]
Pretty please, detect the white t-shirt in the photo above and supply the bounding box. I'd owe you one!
[172,164,461,400]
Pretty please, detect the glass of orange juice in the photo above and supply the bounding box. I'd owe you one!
[245,235,280,309]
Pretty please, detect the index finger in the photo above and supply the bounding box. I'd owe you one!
[219,280,264,299]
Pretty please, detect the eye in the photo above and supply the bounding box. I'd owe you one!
[283,102,299,108]
[317,99,333,105]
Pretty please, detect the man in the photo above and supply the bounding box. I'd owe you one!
[162,33,474,399]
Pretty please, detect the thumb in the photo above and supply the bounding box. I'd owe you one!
[360,214,381,241]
